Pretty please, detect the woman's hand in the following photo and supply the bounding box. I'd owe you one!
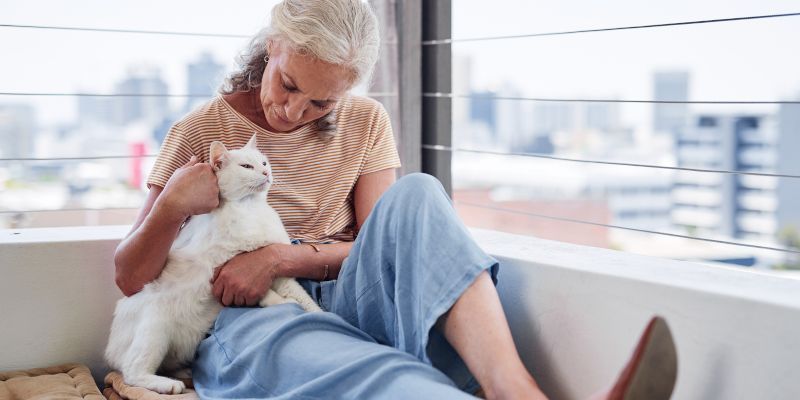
[211,245,286,307]
[158,156,219,219]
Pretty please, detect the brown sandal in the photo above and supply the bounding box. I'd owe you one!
[602,316,678,400]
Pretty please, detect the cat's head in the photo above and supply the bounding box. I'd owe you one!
[209,134,273,201]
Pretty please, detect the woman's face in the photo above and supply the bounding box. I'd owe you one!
[258,42,353,132]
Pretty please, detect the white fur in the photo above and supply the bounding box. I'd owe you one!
[105,134,320,394]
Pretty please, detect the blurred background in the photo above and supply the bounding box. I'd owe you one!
[1,0,798,275]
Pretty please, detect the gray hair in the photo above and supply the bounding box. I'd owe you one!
[221,0,381,139]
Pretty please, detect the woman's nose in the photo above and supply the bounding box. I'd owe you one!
[284,98,305,122]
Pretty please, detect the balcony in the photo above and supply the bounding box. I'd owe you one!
[3,225,800,399]
[3,1,800,399]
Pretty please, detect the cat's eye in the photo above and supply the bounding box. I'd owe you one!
[240,164,254,169]
[262,162,267,166]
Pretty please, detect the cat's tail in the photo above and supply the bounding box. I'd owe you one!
[270,277,323,312]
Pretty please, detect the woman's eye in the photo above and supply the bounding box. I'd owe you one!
[240,164,254,169]
[282,81,297,92]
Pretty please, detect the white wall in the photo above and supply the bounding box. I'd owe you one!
[0,226,127,383]
[477,229,800,400]
[1,226,799,399]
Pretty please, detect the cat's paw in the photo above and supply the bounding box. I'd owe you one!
[132,375,186,394]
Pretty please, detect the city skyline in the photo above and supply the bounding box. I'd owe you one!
[1,0,799,128]
[1,1,798,270]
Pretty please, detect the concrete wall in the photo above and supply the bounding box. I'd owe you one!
[1,226,799,399]
[0,226,127,383]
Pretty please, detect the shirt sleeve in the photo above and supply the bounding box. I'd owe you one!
[146,124,195,189]
[360,103,402,176]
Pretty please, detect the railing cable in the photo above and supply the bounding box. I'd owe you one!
[457,201,800,255]
[0,92,209,98]
[0,23,398,44]
[0,207,139,214]
[0,91,400,98]
[423,12,800,45]
[423,144,800,179]
[0,155,158,162]
[0,23,249,38]
[423,92,800,105]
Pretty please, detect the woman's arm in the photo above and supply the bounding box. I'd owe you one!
[275,166,397,277]
[211,168,397,306]
[353,168,397,233]
[114,157,219,296]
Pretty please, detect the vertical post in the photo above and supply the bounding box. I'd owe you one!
[421,0,452,195]
[368,0,421,175]
[396,0,422,175]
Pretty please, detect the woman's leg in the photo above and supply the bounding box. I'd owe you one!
[444,284,678,400]
[193,305,477,400]
[441,271,547,400]
[324,173,541,396]
[323,173,676,400]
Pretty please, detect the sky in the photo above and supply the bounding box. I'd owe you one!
[452,0,800,135]
[1,0,799,129]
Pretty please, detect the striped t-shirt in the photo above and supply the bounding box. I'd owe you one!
[147,95,402,243]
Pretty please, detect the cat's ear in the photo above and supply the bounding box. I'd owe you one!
[209,141,229,171]
[245,133,258,150]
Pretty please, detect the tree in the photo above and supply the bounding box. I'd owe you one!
[775,225,800,270]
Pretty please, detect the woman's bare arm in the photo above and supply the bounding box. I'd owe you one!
[211,168,397,306]
[274,167,397,278]
[114,157,219,296]
[114,186,184,296]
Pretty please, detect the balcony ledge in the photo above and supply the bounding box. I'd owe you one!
[2,226,799,399]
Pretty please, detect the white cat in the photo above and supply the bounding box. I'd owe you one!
[105,134,321,394]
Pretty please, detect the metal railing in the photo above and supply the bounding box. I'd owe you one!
[2,4,799,258]
[418,2,800,257]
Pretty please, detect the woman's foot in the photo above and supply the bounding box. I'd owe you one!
[591,316,678,400]
[480,364,548,400]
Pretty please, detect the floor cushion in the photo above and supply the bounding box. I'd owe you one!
[0,363,103,400]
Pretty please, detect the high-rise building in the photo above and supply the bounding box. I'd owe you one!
[452,54,472,127]
[494,83,525,150]
[77,94,113,125]
[0,104,36,159]
[112,68,169,125]
[468,90,496,134]
[531,101,621,136]
[672,113,777,243]
[776,101,800,237]
[653,71,689,135]
[185,53,225,112]
[532,102,572,135]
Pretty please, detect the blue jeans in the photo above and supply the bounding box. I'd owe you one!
[193,173,500,399]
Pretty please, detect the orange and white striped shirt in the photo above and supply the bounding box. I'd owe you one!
[147,95,402,243]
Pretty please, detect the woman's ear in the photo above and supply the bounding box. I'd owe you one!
[209,141,229,171]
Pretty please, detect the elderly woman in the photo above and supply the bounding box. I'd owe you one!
[114,1,675,399]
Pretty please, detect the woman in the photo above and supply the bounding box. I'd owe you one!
[114,1,676,399]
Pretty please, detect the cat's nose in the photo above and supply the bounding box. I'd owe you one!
[262,171,269,177]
